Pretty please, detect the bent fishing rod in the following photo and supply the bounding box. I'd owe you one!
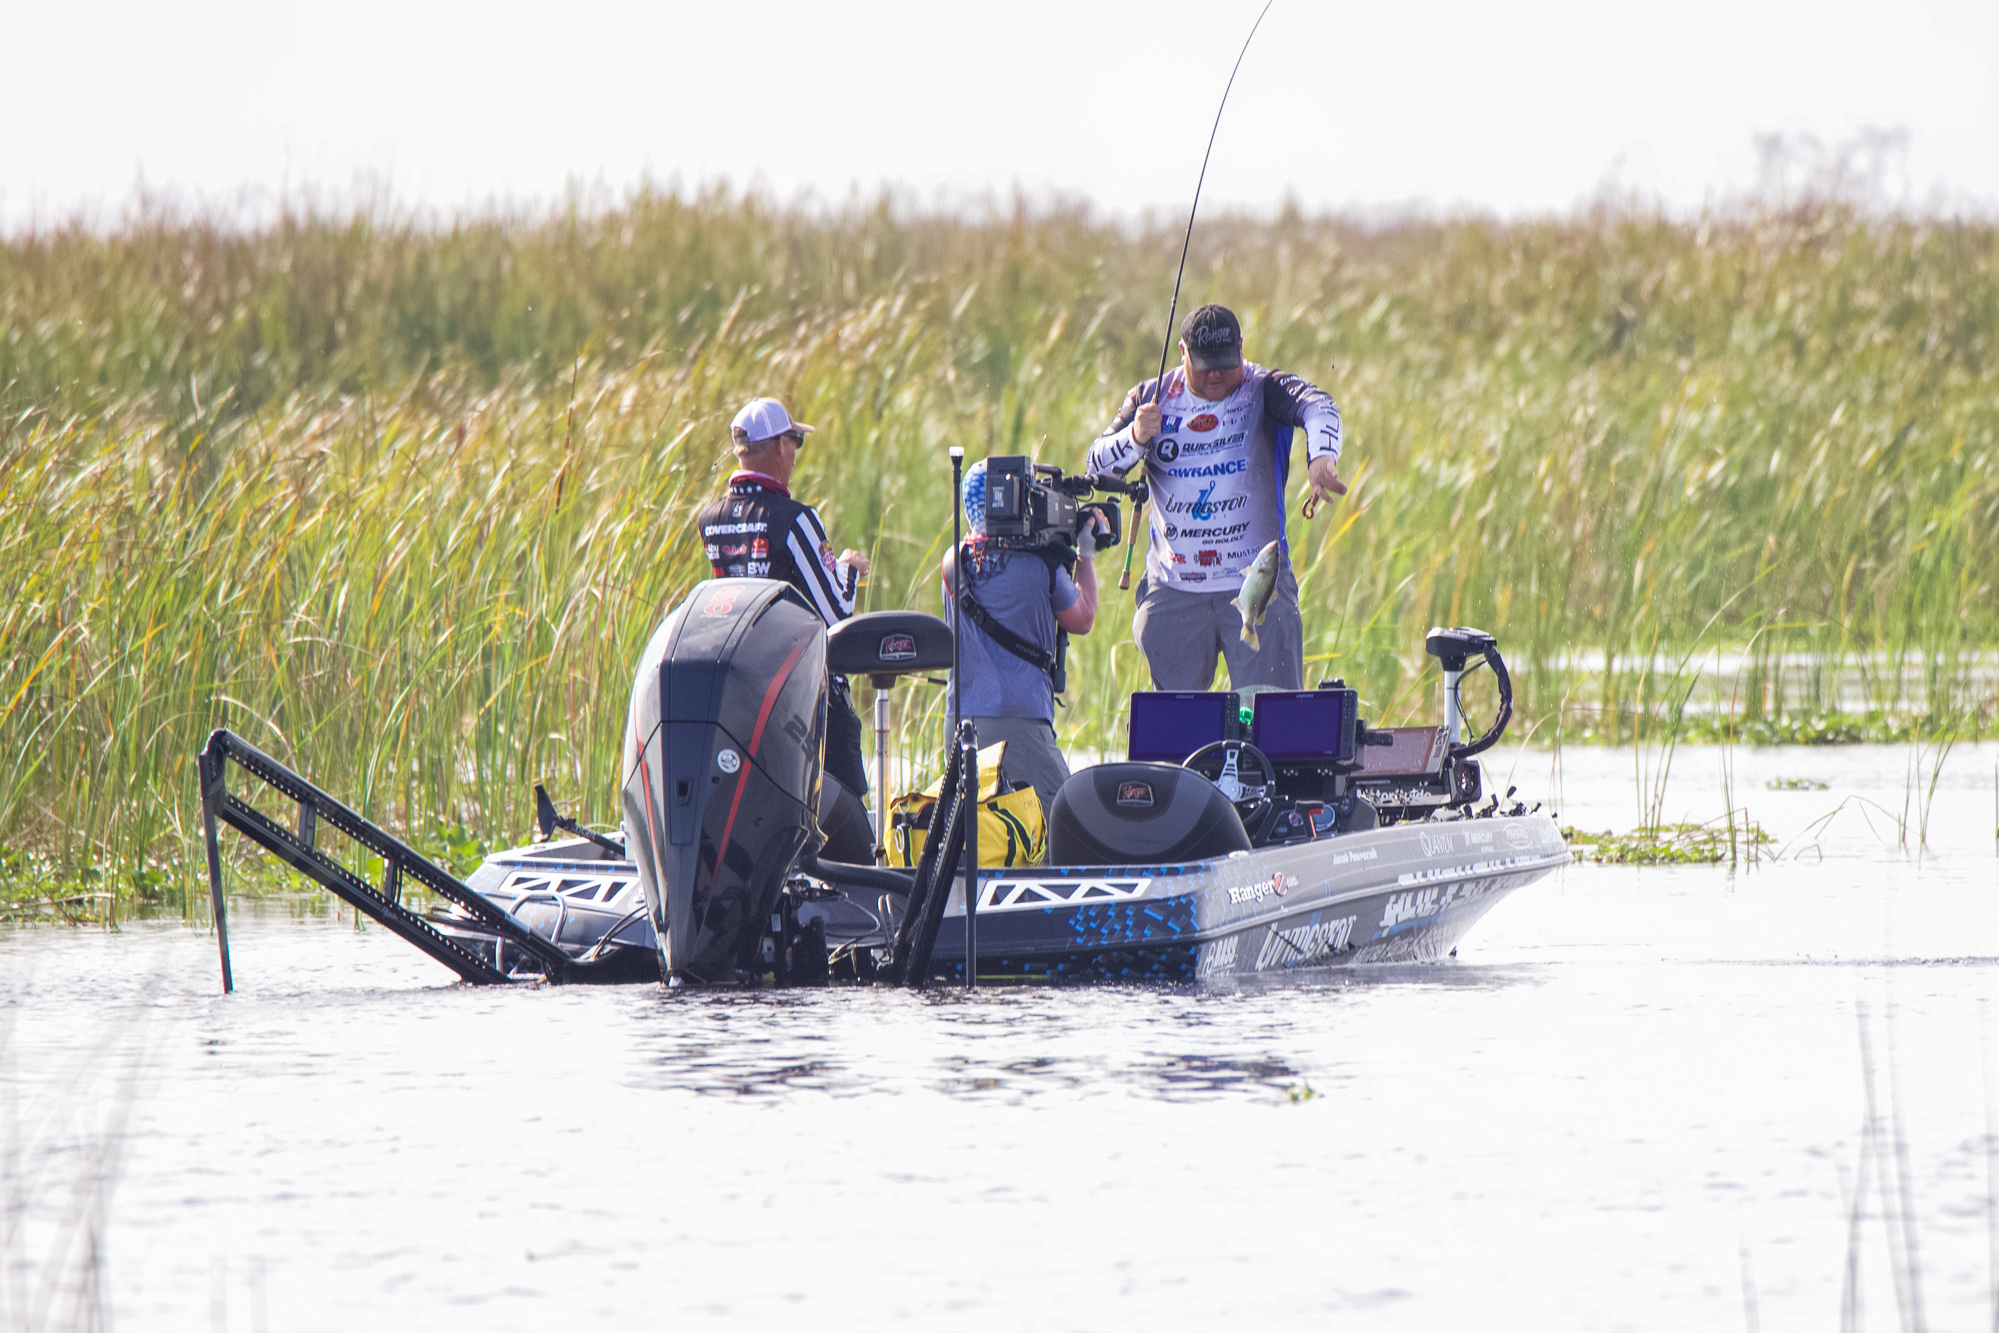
[1116,0,1278,592]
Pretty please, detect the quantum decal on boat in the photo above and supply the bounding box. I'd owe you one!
[975,877,1153,913]
[1418,827,1497,858]
[1255,913,1358,969]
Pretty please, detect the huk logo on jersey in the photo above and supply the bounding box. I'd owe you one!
[1187,412,1220,432]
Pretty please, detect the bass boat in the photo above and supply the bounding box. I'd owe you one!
[197,578,1567,989]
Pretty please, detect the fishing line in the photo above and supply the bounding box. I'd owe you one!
[1119,0,1277,593]
[1151,0,1277,396]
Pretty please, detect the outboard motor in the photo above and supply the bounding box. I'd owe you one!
[621,579,828,984]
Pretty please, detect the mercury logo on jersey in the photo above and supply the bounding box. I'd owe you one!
[1172,521,1252,540]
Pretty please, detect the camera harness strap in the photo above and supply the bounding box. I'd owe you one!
[955,544,1069,696]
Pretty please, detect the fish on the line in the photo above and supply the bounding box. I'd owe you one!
[1231,540,1282,651]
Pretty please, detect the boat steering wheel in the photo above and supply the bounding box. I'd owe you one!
[1181,740,1277,843]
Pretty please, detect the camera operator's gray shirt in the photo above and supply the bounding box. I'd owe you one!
[942,548,1080,721]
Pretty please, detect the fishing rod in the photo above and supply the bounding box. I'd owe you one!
[1117,0,1277,593]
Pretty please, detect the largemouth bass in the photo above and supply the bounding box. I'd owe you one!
[1230,541,1282,651]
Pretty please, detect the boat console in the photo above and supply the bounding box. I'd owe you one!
[1095,625,1515,856]
[1112,683,1377,849]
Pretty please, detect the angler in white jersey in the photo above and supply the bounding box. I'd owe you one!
[1084,304,1346,691]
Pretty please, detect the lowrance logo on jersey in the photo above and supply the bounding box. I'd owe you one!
[1088,361,1340,594]
[1164,458,1249,479]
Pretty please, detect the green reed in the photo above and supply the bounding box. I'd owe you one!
[1,189,1995,901]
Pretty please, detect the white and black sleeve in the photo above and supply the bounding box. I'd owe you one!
[787,506,853,626]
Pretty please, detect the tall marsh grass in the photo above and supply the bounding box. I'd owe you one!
[2,189,1995,901]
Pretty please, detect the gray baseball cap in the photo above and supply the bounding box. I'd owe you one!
[1180,304,1243,370]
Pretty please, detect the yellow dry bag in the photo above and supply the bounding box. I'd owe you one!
[883,741,1046,869]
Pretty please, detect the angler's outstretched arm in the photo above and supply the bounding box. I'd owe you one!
[1262,370,1347,512]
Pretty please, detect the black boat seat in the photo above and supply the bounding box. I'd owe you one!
[826,611,954,682]
[1046,763,1252,867]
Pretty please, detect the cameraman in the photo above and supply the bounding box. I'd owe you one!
[938,459,1110,818]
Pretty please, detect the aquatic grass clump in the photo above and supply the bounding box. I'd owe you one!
[1,188,1996,903]
[1561,818,1775,866]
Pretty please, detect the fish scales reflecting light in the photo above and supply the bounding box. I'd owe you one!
[1231,541,1282,650]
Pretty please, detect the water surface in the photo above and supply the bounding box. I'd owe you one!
[7,743,1999,1330]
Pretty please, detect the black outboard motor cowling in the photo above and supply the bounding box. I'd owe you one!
[621,579,828,984]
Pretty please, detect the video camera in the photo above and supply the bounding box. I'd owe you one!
[983,456,1140,552]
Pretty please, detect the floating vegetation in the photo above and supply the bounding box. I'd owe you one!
[1562,818,1775,866]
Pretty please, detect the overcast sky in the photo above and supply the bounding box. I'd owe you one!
[4,0,1997,227]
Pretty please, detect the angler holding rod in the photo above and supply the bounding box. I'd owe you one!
[1086,0,1347,694]
[1087,308,1344,693]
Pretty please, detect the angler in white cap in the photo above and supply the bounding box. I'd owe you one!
[696,398,873,806]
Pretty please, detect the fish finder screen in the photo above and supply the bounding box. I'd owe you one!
[1252,691,1352,763]
[1127,692,1232,764]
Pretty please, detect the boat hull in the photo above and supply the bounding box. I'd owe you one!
[442,812,1566,985]
[923,811,1567,982]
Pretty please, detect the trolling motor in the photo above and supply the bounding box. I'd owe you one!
[1424,626,1512,758]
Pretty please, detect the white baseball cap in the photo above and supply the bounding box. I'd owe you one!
[730,397,816,444]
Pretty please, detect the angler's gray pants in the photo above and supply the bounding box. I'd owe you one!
[962,714,1071,821]
[1132,564,1304,692]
